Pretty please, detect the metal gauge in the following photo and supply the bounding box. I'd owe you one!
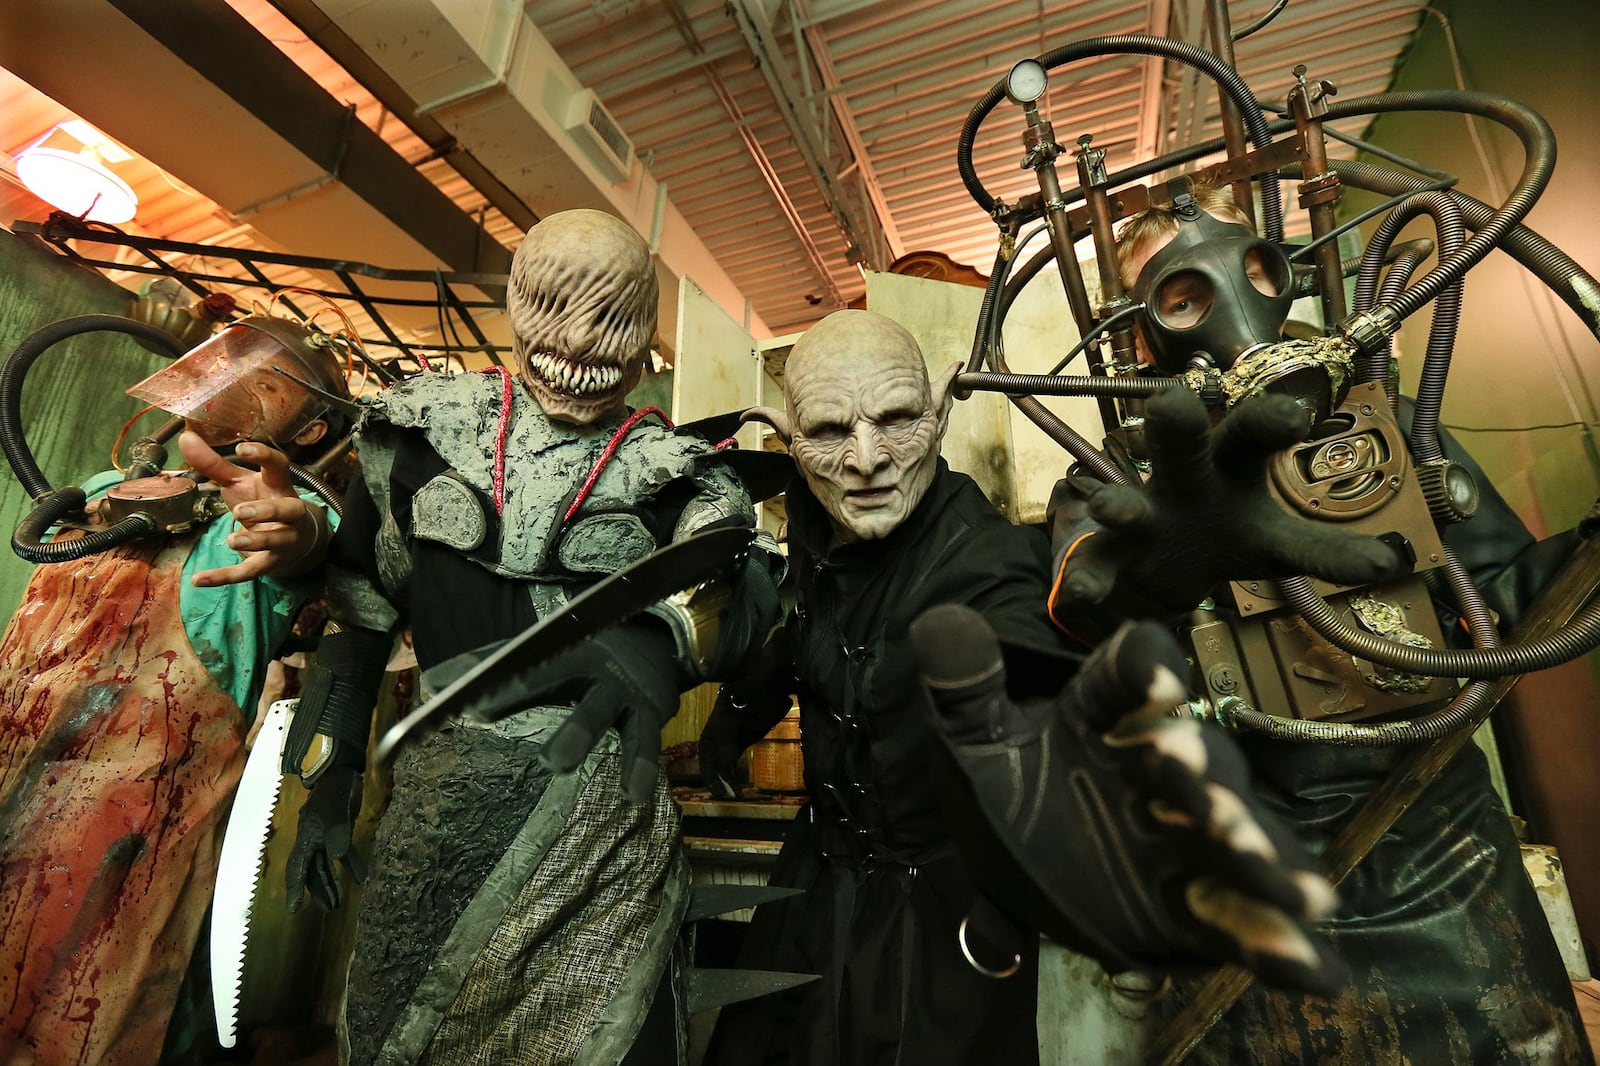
[1004,59,1048,105]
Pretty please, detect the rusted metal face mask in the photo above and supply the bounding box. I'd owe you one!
[127,316,349,448]
[507,209,658,426]
[784,310,947,543]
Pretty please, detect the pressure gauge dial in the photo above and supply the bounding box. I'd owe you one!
[1004,59,1048,105]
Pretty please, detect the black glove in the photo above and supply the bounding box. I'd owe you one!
[910,603,1346,997]
[285,763,366,913]
[702,552,783,680]
[424,622,682,803]
[698,685,793,800]
[1048,388,1406,620]
[698,700,749,799]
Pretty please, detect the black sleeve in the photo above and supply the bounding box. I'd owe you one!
[325,468,395,617]
[711,620,799,748]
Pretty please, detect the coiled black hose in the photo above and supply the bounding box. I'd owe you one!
[11,486,157,564]
[289,462,344,520]
[1230,545,1503,743]
[3,313,343,562]
[1280,568,1600,677]
[1354,192,1467,463]
[1327,157,1600,338]
[1323,92,1555,329]
[3,316,189,563]
[957,34,1284,240]
[1224,679,1495,744]
[955,371,1174,398]
[1,315,186,499]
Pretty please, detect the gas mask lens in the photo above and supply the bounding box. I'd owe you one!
[1153,271,1214,329]
[1242,244,1288,298]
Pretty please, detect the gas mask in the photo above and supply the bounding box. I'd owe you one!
[507,209,657,427]
[127,316,349,450]
[1131,196,1294,376]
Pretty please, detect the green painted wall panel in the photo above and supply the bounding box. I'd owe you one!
[0,227,170,618]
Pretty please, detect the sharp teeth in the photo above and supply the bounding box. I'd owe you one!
[530,353,624,395]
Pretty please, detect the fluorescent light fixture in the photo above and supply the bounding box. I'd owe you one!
[15,122,138,224]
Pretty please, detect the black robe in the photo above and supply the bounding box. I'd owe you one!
[707,462,1062,1066]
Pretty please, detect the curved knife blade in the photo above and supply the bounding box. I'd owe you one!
[374,524,755,765]
[210,696,295,1049]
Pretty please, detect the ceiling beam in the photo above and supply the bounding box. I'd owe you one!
[793,0,904,260]
[661,0,844,307]
[1136,0,1176,162]
[726,0,886,273]
[266,0,539,233]
[91,0,512,274]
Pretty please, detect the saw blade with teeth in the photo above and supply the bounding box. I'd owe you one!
[210,696,295,1049]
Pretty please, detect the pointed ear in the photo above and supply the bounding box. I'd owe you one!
[930,361,964,426]
[741,405,793,446]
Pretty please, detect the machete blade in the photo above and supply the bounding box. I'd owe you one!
[374,525,754,764]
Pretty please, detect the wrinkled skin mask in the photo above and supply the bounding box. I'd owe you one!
[785,311,948,543]
[507,209,659,426]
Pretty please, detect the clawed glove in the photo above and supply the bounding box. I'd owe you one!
[285,763,366,912]
[1049,388,1406,620]
[698,700,749,800]
[910,602,1346,997]
[423,623,682,803]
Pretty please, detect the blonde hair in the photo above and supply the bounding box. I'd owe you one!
[1115,181,1253,287]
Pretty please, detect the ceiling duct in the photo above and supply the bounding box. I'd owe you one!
[304,0,769,341]
[563,88,633,185]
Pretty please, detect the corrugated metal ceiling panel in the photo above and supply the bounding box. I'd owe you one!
[3,0,1429,337]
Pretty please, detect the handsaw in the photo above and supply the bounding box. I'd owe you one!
[375,524,754,764]
[210,695,295,1049]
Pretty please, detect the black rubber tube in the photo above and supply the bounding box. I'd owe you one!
[1279,569,1600,677]
[956,371,1174,398]
[1324,92,1555,328]
[958,35,1283,239]
[1328,157,1600,338]
[1231,546,1503,744]
[11,486,156,563]
[1,314,186,500]
[1353,192,1467,462]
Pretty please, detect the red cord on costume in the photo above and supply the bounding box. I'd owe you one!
[477,366,515,515]
[563,406,674,525]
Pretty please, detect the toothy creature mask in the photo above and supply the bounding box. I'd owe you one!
[749,309,960,543]
[507,209,658,426]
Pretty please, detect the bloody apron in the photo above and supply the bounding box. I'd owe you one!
[0,533,245,1066]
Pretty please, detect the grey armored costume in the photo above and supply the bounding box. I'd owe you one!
[324,371,776,1065]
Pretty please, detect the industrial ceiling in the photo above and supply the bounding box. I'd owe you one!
[0,0,1428,352]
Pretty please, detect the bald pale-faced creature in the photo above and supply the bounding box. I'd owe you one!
[747,309,962,543]
[507,209,659,426]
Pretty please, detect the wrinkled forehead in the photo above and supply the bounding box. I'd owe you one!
[786,311,929,409]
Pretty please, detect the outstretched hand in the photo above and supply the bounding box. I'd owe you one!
[910,603,1346,997]
[1048,388,1405,618]
[180,431,330,586]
